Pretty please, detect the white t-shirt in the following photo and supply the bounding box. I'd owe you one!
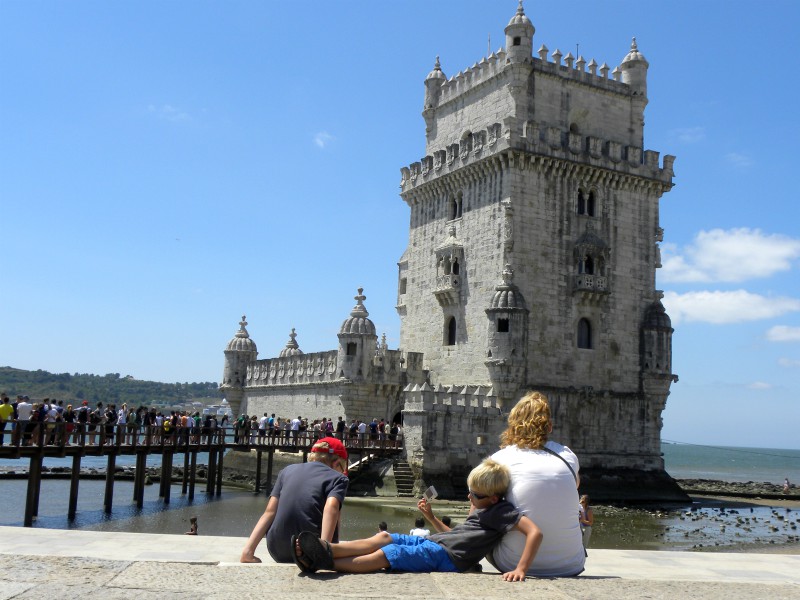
[409,527,430,537]
[17,402,33,420]
[490,441,585,577]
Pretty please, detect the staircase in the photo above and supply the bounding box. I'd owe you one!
[392,459,415,497]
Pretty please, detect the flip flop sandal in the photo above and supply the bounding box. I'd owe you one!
[291,534,315,573]
[298,531,334,571]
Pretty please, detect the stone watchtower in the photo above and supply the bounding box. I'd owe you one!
[398,2,681,499]
[220,316,258,417]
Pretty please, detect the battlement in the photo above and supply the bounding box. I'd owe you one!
[432,42,632,112]
[402,382,502,415]
[247,350,339,387]
[401,120,675,194]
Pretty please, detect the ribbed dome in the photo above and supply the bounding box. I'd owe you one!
[621,37,648,66]
[644,300,672,330]
[226,316,257,352]
[506,0,533,28]
[339,288,376,336]
[279,328,303,358]
[426,56,447,82]
[489,264,527,310]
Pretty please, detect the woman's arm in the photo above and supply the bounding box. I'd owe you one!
[501,516,543,582]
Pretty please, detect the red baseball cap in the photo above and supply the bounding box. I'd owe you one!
[311,437,348,460]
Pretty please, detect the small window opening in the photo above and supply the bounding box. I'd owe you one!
[497,318,510,332]
[446,317,457,346]
[399,278,407,295]
[513,37,521,46]
[577,318,592,349]
[346,342,358,356]
[452,259,460,275]
[587,191,596,216]
[579,256,594,275]
[577,190,586,215]
[449,197,458,220]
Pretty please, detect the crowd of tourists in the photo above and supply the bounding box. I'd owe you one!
[0,392,228,447]
[232,414,402,448]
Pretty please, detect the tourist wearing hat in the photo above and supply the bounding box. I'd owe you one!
[240,437,349,564]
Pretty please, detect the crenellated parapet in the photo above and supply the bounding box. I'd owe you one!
[401,121,675,196]
[402,382,502,415]
[246,350,339,387]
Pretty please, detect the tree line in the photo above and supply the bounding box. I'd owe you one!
[0,366,221,407]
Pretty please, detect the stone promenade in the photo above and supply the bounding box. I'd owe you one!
[0,526,798,599]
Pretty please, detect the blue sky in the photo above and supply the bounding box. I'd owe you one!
[2,1,799,450]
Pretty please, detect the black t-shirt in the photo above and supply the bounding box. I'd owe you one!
[265,461,349,563]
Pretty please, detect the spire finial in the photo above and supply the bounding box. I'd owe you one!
[350,288,369,318]
[517,0,525,16]
[631,36,638,51]
[434,55,441,70]
[235,315,250,338]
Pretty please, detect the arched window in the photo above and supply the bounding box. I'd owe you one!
[456,192,463,218]
[578,256,594,275]
[587,191,596,217]
[449,196,458,220]
[577,318,592,349]
[446,317,457,346]
[577,190,586,215]
[451,258,460,275]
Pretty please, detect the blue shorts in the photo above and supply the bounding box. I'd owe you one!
[381,534,459,573]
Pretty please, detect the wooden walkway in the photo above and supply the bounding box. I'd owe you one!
[0,423,403,526]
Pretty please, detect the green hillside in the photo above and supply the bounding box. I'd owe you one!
[0,366,222,407]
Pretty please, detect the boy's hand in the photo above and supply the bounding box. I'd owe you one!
[417,498,434,517]
[502,568,526,582]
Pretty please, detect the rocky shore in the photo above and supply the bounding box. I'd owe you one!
[675,478,798,500]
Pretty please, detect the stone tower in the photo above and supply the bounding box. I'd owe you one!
[397,2,679,498]
[220,316,258,417]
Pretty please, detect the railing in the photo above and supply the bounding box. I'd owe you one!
[2,421,404,455]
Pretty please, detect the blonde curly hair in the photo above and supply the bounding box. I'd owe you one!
[500,391,551,450]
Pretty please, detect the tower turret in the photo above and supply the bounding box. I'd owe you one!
[504,0,534,63]
[337,288,377,381]
[279,328,303,358]
[221,315,258,416]
[423,56,447,138]
[620,37,649,147]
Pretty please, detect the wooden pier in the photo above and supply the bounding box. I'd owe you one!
[0,424,403,526]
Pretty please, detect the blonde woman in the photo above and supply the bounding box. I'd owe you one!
[489,391,585,577]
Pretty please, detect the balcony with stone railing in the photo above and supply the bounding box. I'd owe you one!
[574,274,609,294]
[434,274,460,306]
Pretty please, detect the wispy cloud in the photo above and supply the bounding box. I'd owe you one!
[148,104,191,122]
[660,228,800,283]
[747,381,772,390]
[663,290,800,325]
[767,325,800,342]
[778,357,800,368]
[725,152,754,168]
[313,131,334,149]
[670,126,706,144]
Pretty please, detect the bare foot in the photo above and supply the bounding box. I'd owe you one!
[240,553,262,563]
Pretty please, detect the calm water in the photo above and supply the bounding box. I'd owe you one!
[1,443,798,550]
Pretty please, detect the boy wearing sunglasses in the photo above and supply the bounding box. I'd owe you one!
[293,458,542,581]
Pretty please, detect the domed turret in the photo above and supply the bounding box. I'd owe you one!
[337,288,378,380]
[424,56,447,110]
[225,315,258,353]
[641,297,674,375]
[221,315,258,417]
[489,264,528,311]
[620,37,648,98]
[339,288,376,335]
[504,0,534,63]
[279,328,303,358]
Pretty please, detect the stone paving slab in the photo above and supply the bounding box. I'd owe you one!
[1,527,799,599]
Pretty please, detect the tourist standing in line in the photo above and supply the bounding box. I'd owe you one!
[291,415,301,445]
[489,391,585,577]
[336,416,346,440]
[0,394,13,446]
[258,413,269,445]
[240,437,349,564]
[15,396,32,446]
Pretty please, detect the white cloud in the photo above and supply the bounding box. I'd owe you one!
[778,357,800,368]
[660,228,800,283]
[747,381,772,390]
[725,152,754,168]
[766,325,800,342]
[671,126,706,144]
[148,104,191,122]
[313,131,334,149]
[662,290,800,324]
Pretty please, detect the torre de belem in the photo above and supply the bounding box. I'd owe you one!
[221,3,684,501]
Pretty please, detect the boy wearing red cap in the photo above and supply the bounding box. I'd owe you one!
[240,437,349,563]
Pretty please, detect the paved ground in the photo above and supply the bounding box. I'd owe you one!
[0,526,798,599]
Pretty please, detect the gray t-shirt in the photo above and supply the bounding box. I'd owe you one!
[265,461,349,563]
[428,500,520,571]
